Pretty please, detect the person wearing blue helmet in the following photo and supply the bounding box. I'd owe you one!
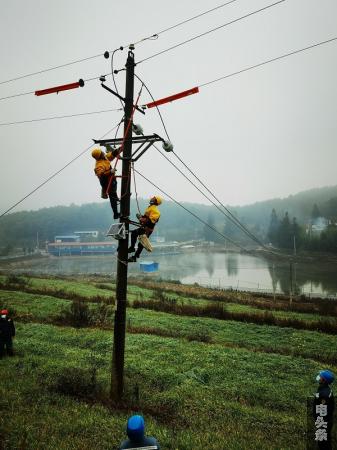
[313,370,335,449]
[119,415,160,449]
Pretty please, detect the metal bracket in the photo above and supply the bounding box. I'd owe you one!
[101,83,145,115]
[93,134,165,162]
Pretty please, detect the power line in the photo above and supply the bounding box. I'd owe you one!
[0,73,109,102]
[133,36,337,251]
[156,143,268,246]
[0,108,122,127]
[137,0,286,65]
[133,168,248,251]
[199,36,337,88]
[0,89,36,101]
[0,1,242,87]
[111,48,124,109]
[134,74,171,141]
[0,54,104,86]
[135,73,268,249]
[0,120,123,219]
[171,150,269,246]
[3,34,336,105]
[152,0,240,37]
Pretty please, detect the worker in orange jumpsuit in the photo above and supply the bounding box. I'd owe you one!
[128,196,162,262]
[91,147,120,219]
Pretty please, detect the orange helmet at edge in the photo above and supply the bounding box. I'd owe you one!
[91,148,103,160]
[150,196,162,205]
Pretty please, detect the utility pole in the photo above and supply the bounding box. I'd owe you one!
[272,263,276,301]
[289,260,293,305]
[111,46,135,401]
[293,235,297,256]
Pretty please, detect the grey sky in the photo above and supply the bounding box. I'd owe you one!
[0,0,336,215]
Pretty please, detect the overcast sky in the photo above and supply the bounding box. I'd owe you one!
[0,0,336,215]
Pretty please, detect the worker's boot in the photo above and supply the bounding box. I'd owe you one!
[128,255,137,263]
[128,246,135,253]
[101,188,108,199]
[113,212,120,220]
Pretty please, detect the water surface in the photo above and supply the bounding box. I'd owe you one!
[13,250,337,297]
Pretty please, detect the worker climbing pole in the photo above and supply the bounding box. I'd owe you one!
[111,45,135,401]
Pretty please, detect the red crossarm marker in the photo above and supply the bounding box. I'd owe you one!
[145,86,199,109]
[35,79,84,96]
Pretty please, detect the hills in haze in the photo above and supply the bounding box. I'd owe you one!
[0,184,337,249]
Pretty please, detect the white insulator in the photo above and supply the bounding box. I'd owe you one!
[133,123,144,135]
[162,140,173,152]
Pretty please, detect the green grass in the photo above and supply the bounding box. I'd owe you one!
[126,308,337,363]
[225,302,327,322]
[0,290,69,321]
[2,288,337,363]
[1,322,330,449]
[1,274,337,449]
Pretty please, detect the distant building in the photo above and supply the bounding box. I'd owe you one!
[74,230,99,239]
[47,241,116,256]
[54,235,80,243]
[307,217,329,236]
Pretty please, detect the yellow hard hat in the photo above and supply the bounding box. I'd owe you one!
[91,148,102,160]
[150,195,162,205]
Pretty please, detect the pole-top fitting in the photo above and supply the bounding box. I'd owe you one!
[129,43,135,50]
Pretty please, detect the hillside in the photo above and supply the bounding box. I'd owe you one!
[237,184,337,229]
[1,185,337,249]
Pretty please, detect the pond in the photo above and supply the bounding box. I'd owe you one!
[11,250,337,297]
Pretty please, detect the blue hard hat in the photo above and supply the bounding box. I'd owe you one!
[317,370,335,384]
[127,415,145,441]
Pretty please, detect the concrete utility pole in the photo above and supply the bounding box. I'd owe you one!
[111,47,135,401]
[289,260,293,305]
[293,235,297,256]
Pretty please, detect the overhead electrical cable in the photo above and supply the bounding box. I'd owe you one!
[137,0,286,65]
[0,107,122,127]
[134,74,172,141]
[111,48,125,109]
[0,120,123,219]
[0,74,109,102]
[154,143,267,247]
[170,149,271,247]
[2,35,336,104]
[0,1,282,96]
[133,168,248,251]
[135,74,269,249]
[0,89,36,101]
[0,1,242,86]
[131,163,142,215]
[150,0,240,37]
[198,36,337,88]
[0,53,104,86]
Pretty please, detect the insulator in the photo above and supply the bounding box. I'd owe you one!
[133,123,144,136]
[163,140,173,152]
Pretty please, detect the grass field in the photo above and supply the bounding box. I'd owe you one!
[0,274,336,449]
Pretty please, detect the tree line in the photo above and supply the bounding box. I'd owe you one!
[1,187,337,254]
[267,199,337,253]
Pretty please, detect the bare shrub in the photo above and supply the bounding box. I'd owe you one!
[59,298,91,327]
[50,366,101,400]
